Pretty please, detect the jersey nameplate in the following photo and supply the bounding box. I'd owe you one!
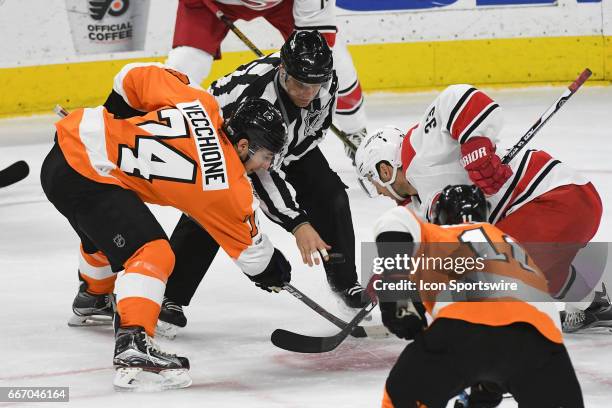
[177,101,229,191]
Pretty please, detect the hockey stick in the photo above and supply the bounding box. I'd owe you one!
[202,0,265,59]
[200,0,358,153]
[283,282,389,339]
[271,300,377,353]
[283,252,388,338]
[53,104,69,118]
[283,283,365,337]
[501,68,592,164]
[0,160,30,188]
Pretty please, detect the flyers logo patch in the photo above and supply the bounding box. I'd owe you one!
[89,0,129,20]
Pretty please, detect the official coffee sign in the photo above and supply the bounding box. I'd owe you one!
[66,0,150,54]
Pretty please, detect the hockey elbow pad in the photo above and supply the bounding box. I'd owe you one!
[247,248,291,293]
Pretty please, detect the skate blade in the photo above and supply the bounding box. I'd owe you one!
[567,325,612,334]
[113,367,192,392]
[68,314,112,327]
[155,321,180,340]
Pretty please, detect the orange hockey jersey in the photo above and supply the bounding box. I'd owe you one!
[374,206,562,344]
[55,63,273,276]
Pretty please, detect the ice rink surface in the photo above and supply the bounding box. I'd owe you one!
[1,86,611,407]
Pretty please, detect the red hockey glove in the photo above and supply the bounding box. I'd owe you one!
[460,137,512,195]
[364,274,382,303]
[320,32,336,48]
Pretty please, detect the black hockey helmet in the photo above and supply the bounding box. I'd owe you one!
[280,31,333,84]
[432,185,488,225]
[223,98,287,155]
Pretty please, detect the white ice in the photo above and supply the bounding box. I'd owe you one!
[1,86,611,407]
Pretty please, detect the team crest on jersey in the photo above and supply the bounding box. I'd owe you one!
[304,107,327,138]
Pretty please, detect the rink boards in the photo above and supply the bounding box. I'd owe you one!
[0,0,610,116]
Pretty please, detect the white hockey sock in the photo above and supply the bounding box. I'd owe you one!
[166,46,214,87]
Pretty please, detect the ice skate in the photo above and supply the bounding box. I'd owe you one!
[561,284,612,333]
[68,281,114,327]
[155,297,187,340]
[113,326,191,391]
[334,283,374,322]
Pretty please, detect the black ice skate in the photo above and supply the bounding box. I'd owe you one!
[337,284,369,309]
[155,297,187,340]
[113,326,191,391]
[68,281,114,327]
[561,284,612,333]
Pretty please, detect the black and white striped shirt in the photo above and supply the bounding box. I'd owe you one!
[209,52,338,232]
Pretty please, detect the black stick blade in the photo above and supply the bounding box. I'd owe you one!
[271,302,376,353]
[271,329,342,353]
[0,160,29,188]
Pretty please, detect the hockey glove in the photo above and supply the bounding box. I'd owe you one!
[247,248,291,293]
[460,137,512,195]
[466,383,505,408]
[380,300,427,340]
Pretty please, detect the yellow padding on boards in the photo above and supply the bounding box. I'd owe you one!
[605,36,612,80]
[0,50,268,117]
[0,36,609,117]
[348,35,606,90]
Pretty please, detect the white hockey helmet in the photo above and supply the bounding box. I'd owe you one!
[354,126,405,198]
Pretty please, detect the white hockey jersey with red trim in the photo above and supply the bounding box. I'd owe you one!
[215,0,336,34]
[399,84,588,223]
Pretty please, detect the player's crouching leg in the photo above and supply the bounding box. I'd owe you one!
[382,336,442,408]
[68,245,116,327]
[113,239,192,391]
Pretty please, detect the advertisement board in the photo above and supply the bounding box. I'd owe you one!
[65,0,150,54]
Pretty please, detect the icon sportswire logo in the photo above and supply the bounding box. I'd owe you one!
[89,0,129,20]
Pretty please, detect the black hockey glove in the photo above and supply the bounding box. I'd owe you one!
[247,248,291,293]
[380,300,427,340]
[465,383,504,408]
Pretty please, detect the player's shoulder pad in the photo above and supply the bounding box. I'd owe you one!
[113,62,166,93]
[437,83,477,105]
[116,61,166,74]
[374,206,422,241]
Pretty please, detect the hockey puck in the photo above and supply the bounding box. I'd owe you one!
[325,252,345,264]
